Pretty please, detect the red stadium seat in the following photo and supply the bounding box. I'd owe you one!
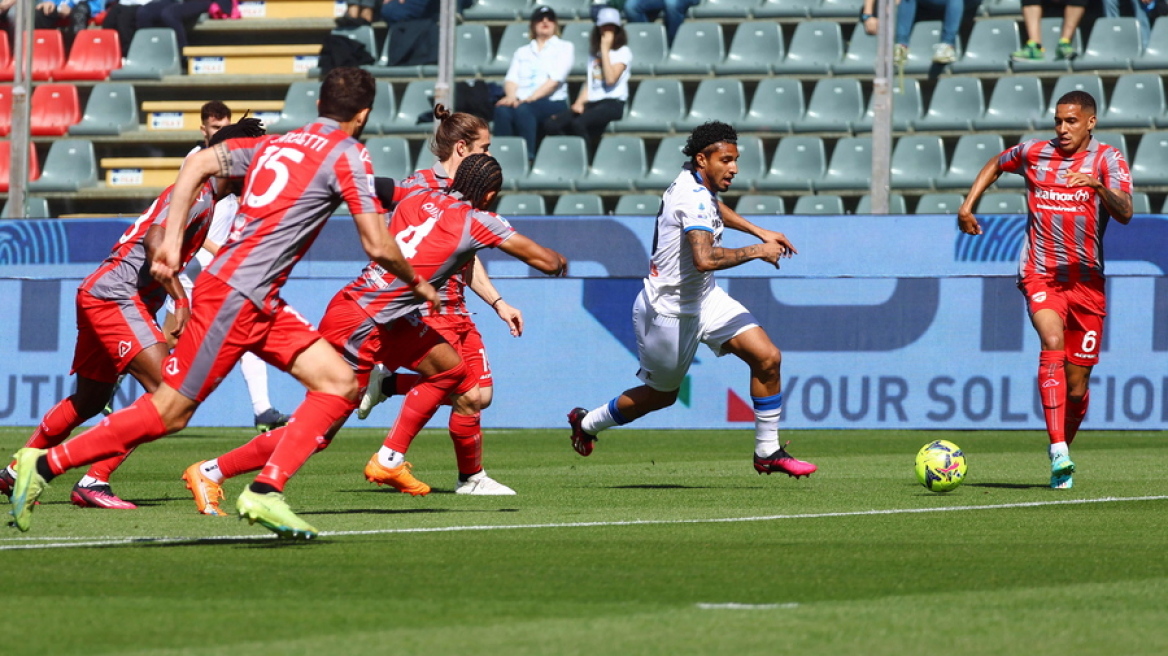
[29,83,80,136]
[0,84,10,137]
[0,31,10,80]
[53,30,121,80]
[31,30,65,81]
[0,141,42,192]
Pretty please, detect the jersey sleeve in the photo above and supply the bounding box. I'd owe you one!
[677,187,717,234]
[338,142,386,216]
[220,137,265,178]
[997,141,1029,175]
[469,208,516,248]
[1099,146,1133,194]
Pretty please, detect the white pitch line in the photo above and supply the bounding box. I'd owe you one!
[696,603,800,610]
[1,495,1165,551]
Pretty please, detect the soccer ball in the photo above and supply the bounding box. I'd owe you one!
[914,440,967,493]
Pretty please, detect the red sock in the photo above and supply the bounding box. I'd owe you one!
[46,395,166,477]
[394,372,420,396]
[449,411,482,476]
[27,397,83,449]
[383,362,467,454]
[1038,351,1066,444]
[255,391,355,492]
[84,451,133,483]
[1066,388,1090,446]
[218,429,285,479]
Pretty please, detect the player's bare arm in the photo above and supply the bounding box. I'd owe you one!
[1064,170,1134,224]
[152,146,228,281]
[145,225,191,337]
[497,233,568,276]
[957,156,1005,236]
[467,256,524,337]
[719,201,797,256]
[687,228,783,271]
[352,211,441,311]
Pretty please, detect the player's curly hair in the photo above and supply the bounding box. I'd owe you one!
[207,116,266,147]
[450,153,503,209]
[430,104,489,161]
[1056,90,1097,115]
[683,120,738,160]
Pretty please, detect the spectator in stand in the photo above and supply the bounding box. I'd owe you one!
[103,0,153,58]
[859,0,981,65]
[1103,0,1163,48]
[543,7,631,157]
[29,0,104,51]
[341,0,381,24]
[1012,0,1086,61]
[136,0,239,54]
[624,0,697,45]
[380,0,438,23]
[494,5,573,161]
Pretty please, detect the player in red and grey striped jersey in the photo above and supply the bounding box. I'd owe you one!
[0,120,262,511]
[8,68,439,538]
[958,90,1133,489]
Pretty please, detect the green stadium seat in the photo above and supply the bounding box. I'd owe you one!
[716,21,784,75]
[754,136,825,191]
[611,78,685,132]
[1010,17,1081,73]
[561,22,593,76]
[692,0,761,18]
[495,193,547,215]
[793,194,845,214]
[1098,74,1164,129]
[792,77,863,133]
[854,78,923,133]
[976,193,1026,214]
[972,75,1045,131]
[832,26,876,74]
[553,193,604,215]
[540,0,590,19]
[365,137,413,179]
[736,194,786,214]
[491,136,530,191]
[1131,191,1151,214]
[517,136,589,190]
[1,196,50,218]
[382,81,434,134]
[110,28,181,80]
[731,135,766,191]
[614,194,662,215]
[950,19,1018,73]
[903,21,959,74]
[268,81,320,134]
[890,135,946,189]
[812,0,863,17]
[454,24,493,76]
[366,80,397,135]
[739,77,802,133]
[576,136,647,191]
[915,76,985,131]
[935,134,1005,190]
[1133,20,1168,70]
[639,135,688,190]
[915,193,965,214]
[483,23,531,76]
[28,139,97,192]
[754,0,820,18]
[816,136,871,191]
[625,22,668,74]
[1073,17,1141,71]
[463,0,530,21]
[676,79,745,131]
[772,21,843,75]
[856,194,907,214]
[656,22,725,75]
[69,82,138,136]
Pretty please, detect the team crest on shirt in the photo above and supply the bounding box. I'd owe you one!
[118,341,132,357]
[1031,291,1047,303]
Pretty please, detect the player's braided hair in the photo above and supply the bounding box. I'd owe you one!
[431,104,489,160]
[1056,90,1097,115]
[207,116,266,147]
[450,153,503,208]
[682,120,738,160]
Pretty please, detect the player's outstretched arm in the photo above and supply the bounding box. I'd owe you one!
[687,228,784,271]
[957,155,1004,236]
[145,225,191,338]
[1063,170,1134,224]
[719,200,797,257]
[497,234,568,277]
[467,256,524,337]
[151,147,222,283]
[352,211,441,311]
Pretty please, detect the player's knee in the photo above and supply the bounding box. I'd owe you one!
[754,345,782,375]
[452,386,483,413]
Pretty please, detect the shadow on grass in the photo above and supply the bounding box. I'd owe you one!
[965,482,1051,490]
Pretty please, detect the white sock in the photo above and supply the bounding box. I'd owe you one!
[240,352,272,415]
[1049,442,1070,460]
[583,398,631,435]
[200,458,226,484]
[377,446,406,469]
[76,475,106,488]
[753,394,783,457]
[5,466,14,478]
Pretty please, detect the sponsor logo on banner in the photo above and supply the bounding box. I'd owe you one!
[109,169,144,187]
[191,57,226,74]
[239,1,266,18]
[150,112,184,130]
[293,56,318,74]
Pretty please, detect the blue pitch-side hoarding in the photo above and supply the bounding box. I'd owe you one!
[1,214,1166,430]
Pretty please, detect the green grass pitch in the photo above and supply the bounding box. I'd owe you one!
[2,425,1166,655]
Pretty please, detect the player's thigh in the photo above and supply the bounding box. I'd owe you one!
[454,319,492,388]
[1064,283,1105,367]
[634,293,699,392]
[700,287,763,357]
[73,292,165,384]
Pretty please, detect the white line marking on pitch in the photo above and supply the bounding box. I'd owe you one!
[1,495,1165,551]
[696,603,800,610]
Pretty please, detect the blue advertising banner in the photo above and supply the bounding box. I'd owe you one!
[1,214,1165,430]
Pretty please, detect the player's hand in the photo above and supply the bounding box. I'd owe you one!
[412,279,442,314]
[1063,170,1101,190]
[150,244,181,283]
[171,305,191,339]
[957,208,982,235]
[757,228,798,257]
[493,299,524,337]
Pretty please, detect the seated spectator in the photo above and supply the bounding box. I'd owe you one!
[137,0,238,55]
[624,0,696,45]
[380,0,438,23]
[1012,0,1086,60]
[31,0,104,51]
[860,0,981,64]
[341,0,380,25]
[103,0,153,57]
[494,5,573,160]
[543,7,631,156]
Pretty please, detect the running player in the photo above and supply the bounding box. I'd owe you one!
[163,102,291,434]
[7,67,439,538]
[178,154,566,514]
[958,90,1133,489]
[567,121,817,479]
[0,119,264,509]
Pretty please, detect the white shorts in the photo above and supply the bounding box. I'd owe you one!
[634,285,758,392]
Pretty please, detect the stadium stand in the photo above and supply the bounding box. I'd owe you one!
[973,75,1045,131]
[716,20,784,75]
[755,136,826,191]
[496,193,548,215]
[739,77,802,133]
[611,78,685,133]
[576,136,648,191]
[1,196,50,218]
[772,20,843,74]
[110,29,183,80]
[69,83,139,136]
[1010,17,1082,73]
[553,193,605,214]
[793,194,846,214]
[517,136,589,190]
[1133,20,1168,70]
[890,135,946,189]
[656,21,724,75]
[0,84,10,137]
[53,30,122,81]
[640,135,688,190]
[915,193,966,214]
[935,134,1006,189]
[365,137,414,179]
[916,76,986,131]
[1073,17,1142,72]
[976,192,1027,213]
[625,22,669,74]
[1097,74,1164,129]
[0,142,40,192]
[854,78,923,133]
[793,77,864,133]
[29,84,81,136]
[614,193,662,214]
[28,139,97,192]
[817,136,872,191]
[950,19,1018,73]
[491,136,531,191]
[692,0,762,19]
[735,194,786,214]
[676,78,746,131]
[101,157,185,187]
[856,193,907,214]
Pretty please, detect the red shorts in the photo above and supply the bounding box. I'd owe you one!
[317,291,454,391]
[1019,276,1106,367]
[424,314,492,388]
[72,290,165,384]
[164,274,320,402]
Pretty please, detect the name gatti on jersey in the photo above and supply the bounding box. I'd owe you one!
[272,131,331,151]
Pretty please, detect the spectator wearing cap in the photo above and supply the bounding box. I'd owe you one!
[543,6,631,157]
[625,0,698,44]
[494,5,575,160]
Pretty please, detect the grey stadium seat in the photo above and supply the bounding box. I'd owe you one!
[576,136,647,191]
[639,136,688,190]
[772,20,843,75]
[903,21,959,74]
[813,0,862,18]
[715,21,783,75]
[1098,74,1164,129]
[832,26,877,75]
[614,194,662,215]
[731,135,766,191]
[675,78,745,131]
[736,194,786,214]
[382,81,434,134]
[540,0,589,19]
[890,135,946,189]
[1130,131,1168,186]
[28,139,98,192]
[855,194,907,214]
[462,0,530,21]
[561,22,593,76]
[915,76,985,132]
[816,136,872,191]
[754,136,825,191]
[692,0,761,18]
[268,81,320,134]
[1073,17,1142,71]
[553,193,605,215]
[517,136,589,190]
[656,22,725,75]
[976,193,1027,214]
[1010,17,1081,73]
[625,22,668,75]
[915,193,966,214]
[491,136,530,191]
[950,19,1018,74]
[611,78,685,132]
[739,77,803,133]
[793,194,845,214]
[1,196,50,218]
[853,78,923,133]
[495,194,547,216]
[972,75,1045,131]
[69,82,138,136]
[1131,191,1151,214]
[365,80,397,135]
[792,77,863,133]
[484,23,530,76]
[1133,19,1168,70]
[754,0,821,18]
[110,28,181,80]
[454,24,494,77]
[935,134,1005,190]
[365,137,413,179]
